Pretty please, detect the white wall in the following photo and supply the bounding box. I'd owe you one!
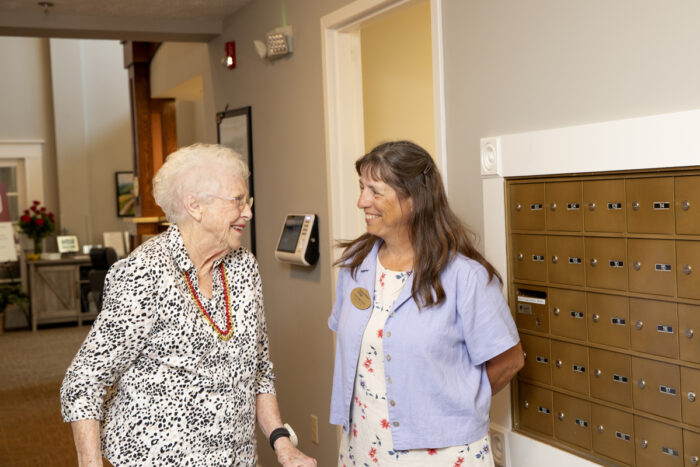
[50,39,134,247]
[0,37,59,231]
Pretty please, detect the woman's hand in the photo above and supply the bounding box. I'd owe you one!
[273,437,317,467]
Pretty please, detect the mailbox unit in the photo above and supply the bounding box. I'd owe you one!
[509,170,700,467]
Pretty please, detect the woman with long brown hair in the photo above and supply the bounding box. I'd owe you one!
[329,141,523,466]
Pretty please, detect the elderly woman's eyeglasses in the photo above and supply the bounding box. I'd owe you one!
[209,194,254,210]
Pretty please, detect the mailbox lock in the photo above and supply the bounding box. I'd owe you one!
[633,261,641,271]
[517,252,524,261]
[557,412,565,421]
[524,401,529,409]
[638,379,646,389]
[590,258,598,267]
[681,200,690,211]
[515,203,522,211]
[592,314,600,323]
[594,369,602,378]
[691,455,699,466]
[553,307,560,316]
[635,320,644,330]
[640,439,648,449]
[689,392,696,402]
[550,203,557,211]
[555,360,563,368]
[588,202,596,211]
[552,255,558,264]
[596,425,604,434]
[687,328,695,339]
[684,264,692,275]
[632,201,640,211]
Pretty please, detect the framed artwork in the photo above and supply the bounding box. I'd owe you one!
[217,106,256,255]
[115,171,135,217]
[56,235,79,253]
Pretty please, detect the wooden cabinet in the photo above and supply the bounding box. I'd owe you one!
[28,258,95,331]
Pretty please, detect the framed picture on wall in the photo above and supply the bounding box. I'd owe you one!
[217,106,256,255]
[115,171,135,217]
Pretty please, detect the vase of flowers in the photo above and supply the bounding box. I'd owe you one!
[19,201,56,259]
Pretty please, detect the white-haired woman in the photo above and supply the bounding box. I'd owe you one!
[61,144,316,467]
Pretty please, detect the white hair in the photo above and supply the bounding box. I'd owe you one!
[153,143,249,224]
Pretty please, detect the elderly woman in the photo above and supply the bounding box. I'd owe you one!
[329,141,524,466]
[61,144,315,467]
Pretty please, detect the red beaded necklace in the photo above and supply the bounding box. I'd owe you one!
[182,263,234,340]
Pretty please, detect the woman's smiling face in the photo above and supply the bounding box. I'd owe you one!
[200,174,252,252]
[357,172,412,243]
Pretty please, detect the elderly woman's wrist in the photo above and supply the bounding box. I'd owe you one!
[272,435,294,453]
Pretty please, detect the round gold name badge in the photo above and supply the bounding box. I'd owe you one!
[350,287,371,310]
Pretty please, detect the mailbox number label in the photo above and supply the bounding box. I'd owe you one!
[662,447,679,457]
[616,432,631,442]
[568,257,582,264]
[609,260,624,268]
[570,311,584,319]
[538,406,550,414]
[660,385,677,395]
[653,201,671,210]
[611,317,626,326]
[536,356,548,364]
[607,202,623,210]
[575,418,588,427]
[532,255,545,262]
[567,203,580,210]
[573,365,586,373]
[613,374,628,383]
[655,263,672,272]
[530,203,543,211]
[657,324,674,334]
[517,304,533,315]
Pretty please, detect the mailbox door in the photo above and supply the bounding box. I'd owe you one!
[634,415,684,467]
[513,234,547,282]
[591,404,635,465]
[585,237,628,290]
[632,357,682,422]
[681,366,700,428]
[589,348,632,407]
[675,175,700,235]
[629,298,679,359]
[551,340,589,395]
[547,236,585,286]
[677,241,700,300]
[628,239,676,296]
[683,429,700,467]
[519,334,551,384]
[679,304,700,364]
[627,177,675,234]
[549,288,587,341]
[545,181,583,231]
[587,293,630,349]
[515,286,549,333]
[511,183,545,231]
[583,179,626,233]
[553,393,592,450]
[518,382,553,436]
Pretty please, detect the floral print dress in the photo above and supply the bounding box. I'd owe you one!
[338,260,493,466]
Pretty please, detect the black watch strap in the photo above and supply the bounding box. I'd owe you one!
[269,427,291,451]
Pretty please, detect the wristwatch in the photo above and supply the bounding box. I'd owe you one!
[269,423,298,450]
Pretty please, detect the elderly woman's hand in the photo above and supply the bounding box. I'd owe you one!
[273,437,317,467]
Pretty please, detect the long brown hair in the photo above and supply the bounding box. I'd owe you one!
[335,141,501,309]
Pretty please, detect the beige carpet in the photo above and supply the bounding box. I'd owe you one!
[0,325,91,466]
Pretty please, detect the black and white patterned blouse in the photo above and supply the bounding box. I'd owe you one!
[61,224,276,466]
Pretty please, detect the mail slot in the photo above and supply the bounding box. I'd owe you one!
[591,403,635,465]
[547,236,585,286]
[545,181,583,231]
[583,179,626,233]
[589,348,632,408]
[629,298,678,359]
[677,241,700,300]
[519,334,551,384]
[681,367,700,428]
[679,304,700,364]
[553,392,591,450]
[632,357,681,422]
[512,234,547,282]
[551,340,589,396]
[627,177,675,234]
[548,288,586,341]
[585,237,628,290]
[515,286,549,333]
[587,293,630,349]
[511,183,545,230]
[634,415,683,467]
[675,175,700,235]
[518,382,553,436]
[628,239,676,296]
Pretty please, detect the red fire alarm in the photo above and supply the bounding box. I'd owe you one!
[225,41,236,69]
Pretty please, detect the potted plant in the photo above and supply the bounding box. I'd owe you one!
[19,201,56,260]
[0,283,29,334]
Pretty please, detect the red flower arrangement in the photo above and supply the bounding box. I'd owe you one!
[19,201,56,254]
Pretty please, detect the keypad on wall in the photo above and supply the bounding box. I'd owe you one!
[508,172,700,467]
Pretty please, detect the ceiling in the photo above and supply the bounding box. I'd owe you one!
[0,0,253,41]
